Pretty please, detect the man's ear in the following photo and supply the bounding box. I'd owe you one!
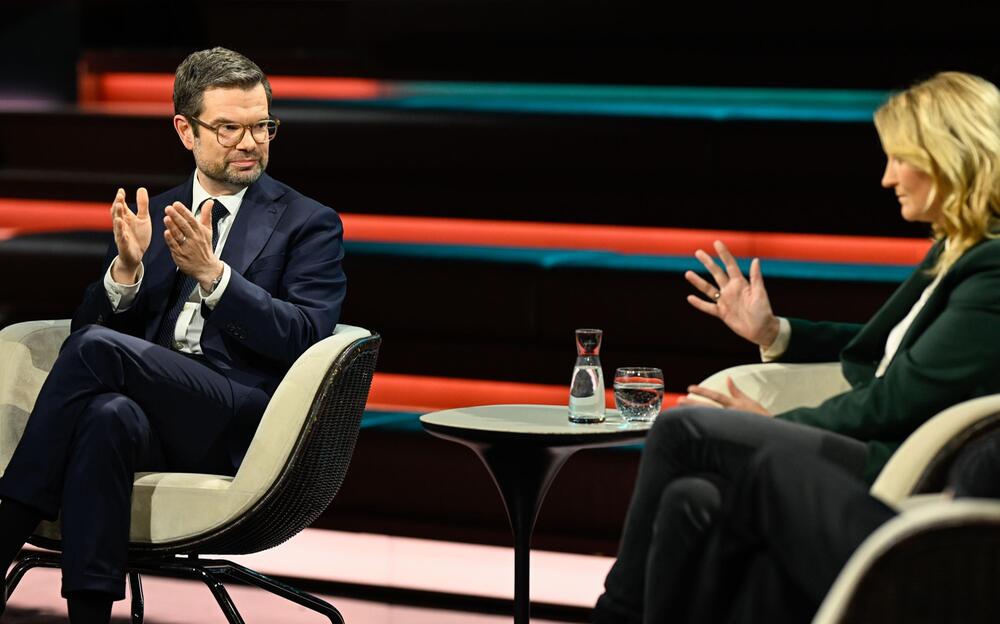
[173,115,195,151]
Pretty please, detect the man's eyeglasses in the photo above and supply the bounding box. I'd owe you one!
[187,117,280,148]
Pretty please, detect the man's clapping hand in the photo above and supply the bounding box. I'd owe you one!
[163,200,225,292]
[110,188,151,284]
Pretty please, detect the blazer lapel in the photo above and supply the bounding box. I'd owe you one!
[841,241,941,371]
[220,173,286,275]
[145,177,194,284]
[141,177,195,341]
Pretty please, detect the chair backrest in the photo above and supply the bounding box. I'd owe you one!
[871,394,1000,505]
[0,319,71,475]
[160,325,381,555]
[812,500,1000,624]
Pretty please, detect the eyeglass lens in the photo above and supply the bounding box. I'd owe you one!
[217,121,278,146]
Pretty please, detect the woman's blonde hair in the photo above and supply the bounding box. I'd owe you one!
[874,71,1000,274]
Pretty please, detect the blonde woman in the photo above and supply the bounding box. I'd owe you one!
[595,72,1000,624]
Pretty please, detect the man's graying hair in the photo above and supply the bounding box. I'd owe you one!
[173,47,272,129]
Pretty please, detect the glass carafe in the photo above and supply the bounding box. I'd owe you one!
[568,328,606,423]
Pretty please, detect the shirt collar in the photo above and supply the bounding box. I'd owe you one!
[192,169,248,218]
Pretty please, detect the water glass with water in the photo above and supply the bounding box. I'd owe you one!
[614,367,664,423]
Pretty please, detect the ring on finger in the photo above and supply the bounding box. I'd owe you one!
[712,290,721,300]
[179,235,187,245]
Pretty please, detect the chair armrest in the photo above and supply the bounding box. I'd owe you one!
[693,362,848,414]
[870,393,1000,506]
[0,320,71,474]
[813,498,1000,624]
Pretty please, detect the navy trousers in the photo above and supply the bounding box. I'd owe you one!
[0,325,267,598]
[593,405,869,624]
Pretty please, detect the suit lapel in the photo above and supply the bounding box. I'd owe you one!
[146,177,194,283]
[842,241,941,368]
[141,176,194,340]
[220,173,286,275]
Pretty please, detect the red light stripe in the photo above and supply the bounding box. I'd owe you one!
[339,214,931,264]
[79,71,385,105]
[368,372,680,412]
[0,199,931,264]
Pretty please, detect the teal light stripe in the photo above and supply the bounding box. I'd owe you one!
[382,97,877,122]
[285,81,889,122]
[392,82,888,105]
[345,241,915,283]
[362,410,425,431]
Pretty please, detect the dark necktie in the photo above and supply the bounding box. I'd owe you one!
[154,198,228,349]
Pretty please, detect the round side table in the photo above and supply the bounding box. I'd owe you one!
[420,404,652,624]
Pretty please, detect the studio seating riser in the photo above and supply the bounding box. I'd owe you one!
[0,231,901,391]
[0,107,926,237]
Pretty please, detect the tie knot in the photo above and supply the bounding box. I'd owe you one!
[200,197,228,229]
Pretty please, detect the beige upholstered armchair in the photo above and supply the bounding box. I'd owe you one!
[696,362,1000,623]
[0,319,381,624]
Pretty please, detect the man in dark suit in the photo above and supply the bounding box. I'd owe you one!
[0,47,346,623]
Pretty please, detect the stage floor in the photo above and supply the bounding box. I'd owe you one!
[6,528,611,622]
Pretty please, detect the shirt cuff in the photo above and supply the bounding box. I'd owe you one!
[199,262,231,309]
[760,317,791,362]
[103,258,144,312]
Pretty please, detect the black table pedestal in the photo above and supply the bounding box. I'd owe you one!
[421,405,651,624]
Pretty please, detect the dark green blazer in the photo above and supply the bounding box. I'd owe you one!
[775,238,1000,483]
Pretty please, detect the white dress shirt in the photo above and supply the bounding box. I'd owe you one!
[103,171,246,353]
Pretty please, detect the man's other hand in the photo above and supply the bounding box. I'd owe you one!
[110,187,151,283]
[163,200,224,291]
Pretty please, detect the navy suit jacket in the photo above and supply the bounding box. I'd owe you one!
[71,173,347,465]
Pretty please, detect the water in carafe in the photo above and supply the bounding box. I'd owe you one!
[569,328,606,423]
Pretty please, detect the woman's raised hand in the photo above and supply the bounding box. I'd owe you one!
[684,240,780,348]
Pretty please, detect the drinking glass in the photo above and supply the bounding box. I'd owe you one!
[613,367,664,423]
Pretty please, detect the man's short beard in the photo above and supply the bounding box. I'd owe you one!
[197,154,267,189]
[192,140,268,190]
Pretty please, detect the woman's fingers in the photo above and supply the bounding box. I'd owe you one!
[714,240,744,280]
[726,377,746,398]
[677,396,718,407]
[749,257,767,290]
[687,384,730,406]
[686,294,721,317]
[694,249,729,286]
[684,270,721,299]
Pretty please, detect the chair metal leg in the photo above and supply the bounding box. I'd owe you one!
[128,571,144,624]
[217,560,345,624]
[190,567,246,624]
[6,551,329,624]
[5,551,61,599]
[130,557,246,624]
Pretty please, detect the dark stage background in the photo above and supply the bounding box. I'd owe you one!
[2,0,998,556]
